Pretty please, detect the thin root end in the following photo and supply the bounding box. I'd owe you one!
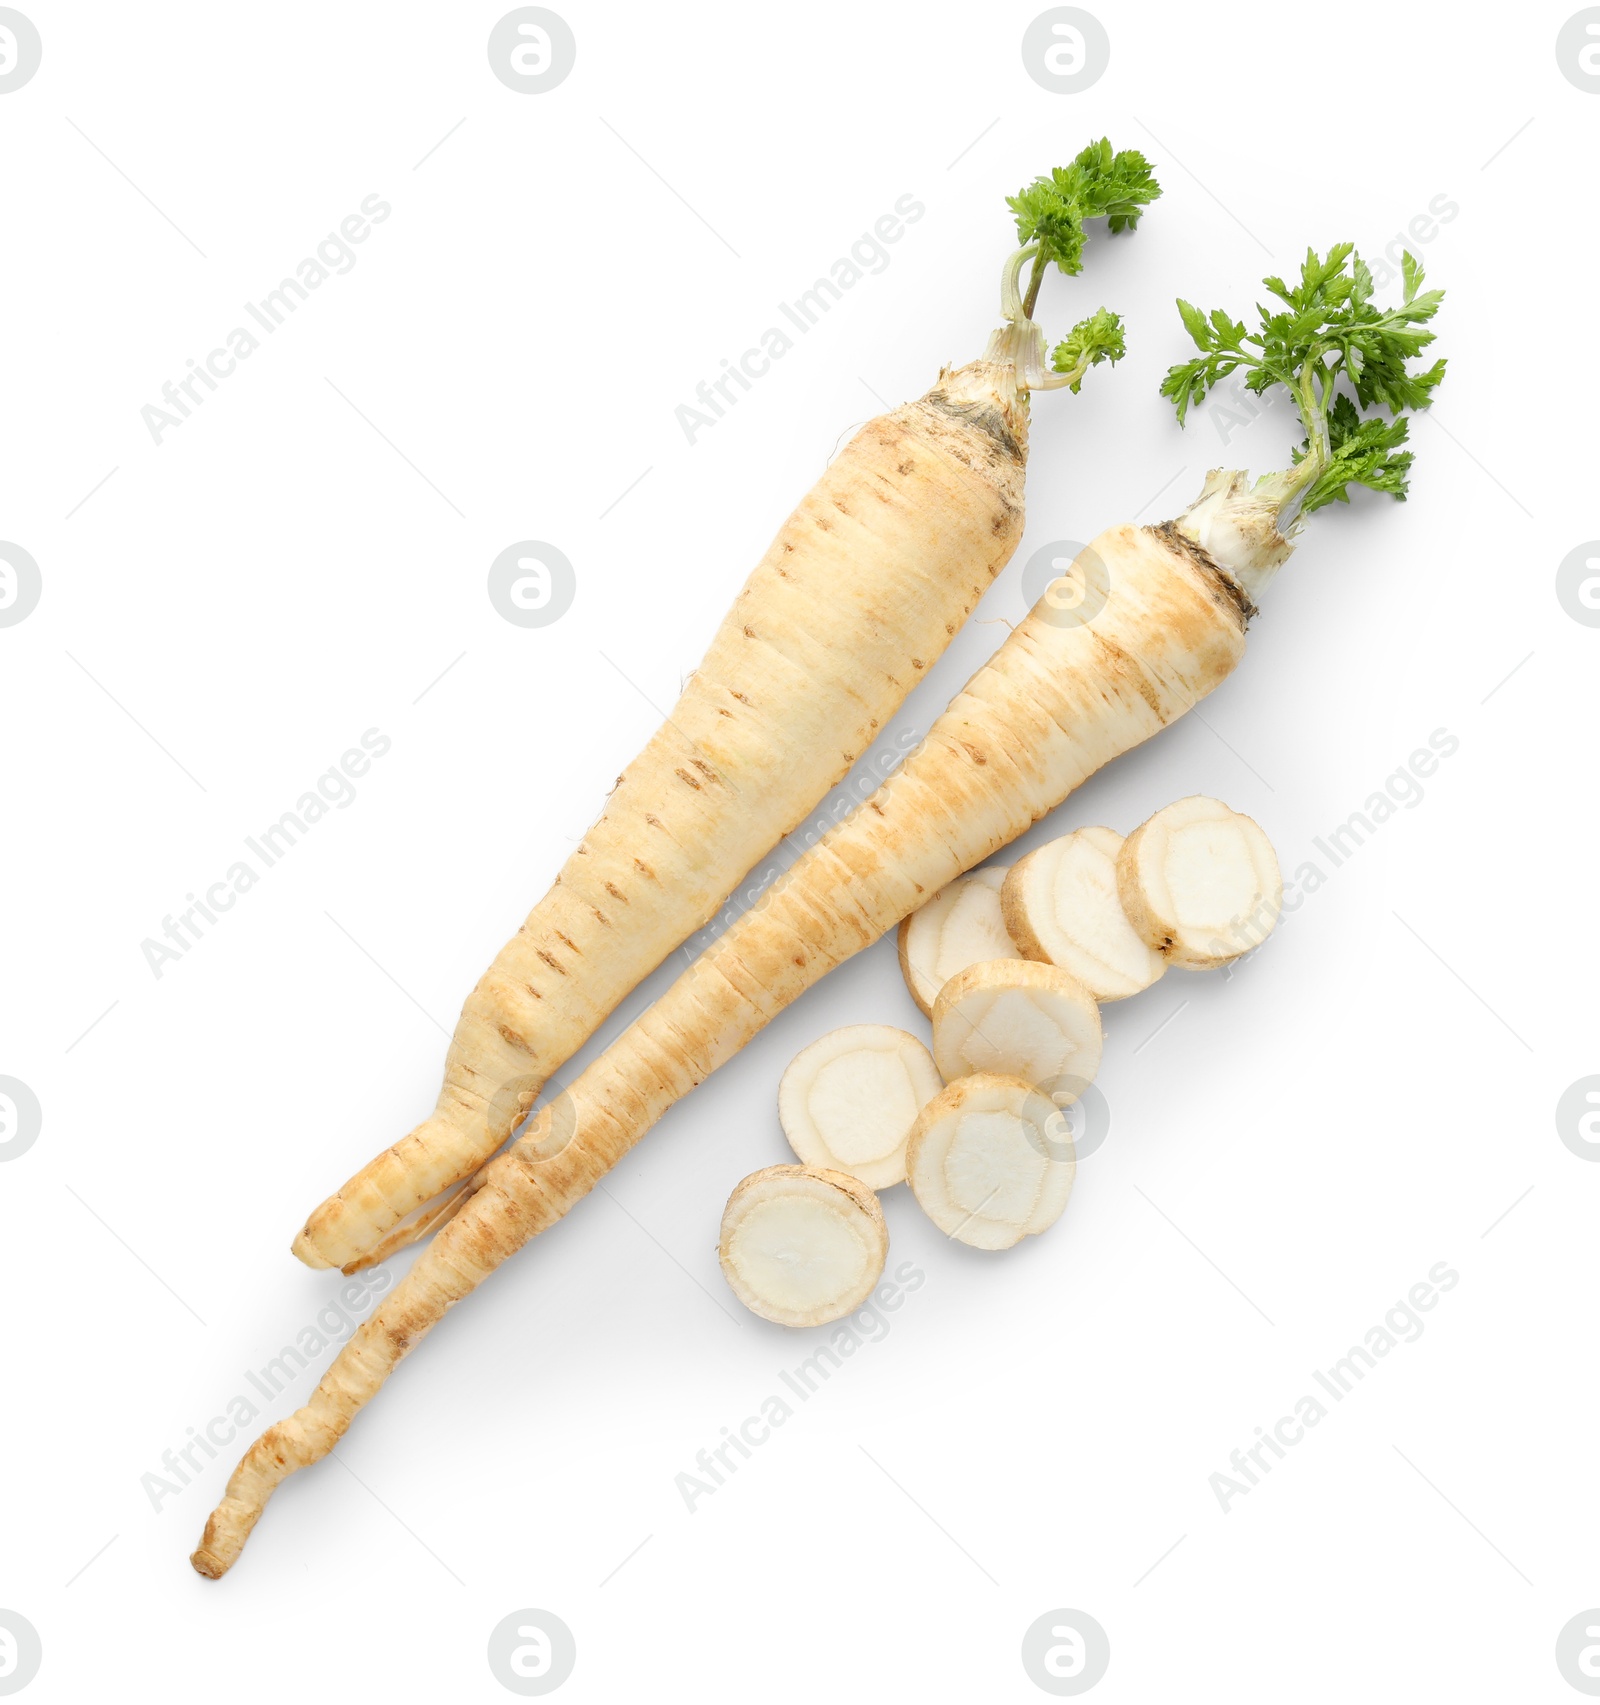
[290,1225,337,1270]
[189,1518,239,1580]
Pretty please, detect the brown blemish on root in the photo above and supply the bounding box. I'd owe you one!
[923,393,1025,466]
[1090,629,1164,720]
[1147,521,1257,627]
[536,950,566,976]
[675,768,703,790]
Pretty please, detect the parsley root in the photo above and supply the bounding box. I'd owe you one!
[777,1025,941,1189]
[1002,827,1165,1000]
[292,143,1158,1275]
[931,959,1101,1091]
[1117,796,1282,968]
[896,867,1016,1016]
[718,1165,888,1326]
[906,1075,1076,1249]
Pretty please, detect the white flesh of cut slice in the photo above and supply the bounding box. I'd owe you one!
[718,1165,889,1326]
[905,1073,1076,1249]
[1002,825,1166,1000]
[1117,795,1282,969]
[897,867,1014,1016]
[931,959,1102,1096]
[778,1025,942,1189]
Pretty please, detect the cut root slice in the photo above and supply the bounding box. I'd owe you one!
[1117,795,1282,969]
[778,1025,942,1190]
[897,866,1014,1016]
[718,1165,889,1327]
[931,959,1102,1095]
[1002,826,1166,1001]
[906,1073,1076,1249]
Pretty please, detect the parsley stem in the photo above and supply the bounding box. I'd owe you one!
[1270,353,1334,516]
[1021,250,1048,320]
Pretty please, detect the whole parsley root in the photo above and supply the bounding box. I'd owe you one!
[291,140,1159,1277]
[192,238,1441,1581]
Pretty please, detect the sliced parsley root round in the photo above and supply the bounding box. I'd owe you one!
[906,1075,1076,1250]
[1117,797,1282,968]
[718,1166,888,1327]
[932,959,1102,1094]
[1003,827,1165,1000]
[778,1025,941,1189]
[897,868,1015,1016]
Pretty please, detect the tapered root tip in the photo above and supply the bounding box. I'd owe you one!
[189,1514,243,1575]
[190,1499,258,1578]
[290,1224,337,1269]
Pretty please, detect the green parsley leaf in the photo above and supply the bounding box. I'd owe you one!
[1008,140,1162,276]
[1160,242,1446,511]
[1051,307,1126,391]
[1293,392,1416,512]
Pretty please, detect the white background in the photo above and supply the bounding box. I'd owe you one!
[2,1,1595,1699]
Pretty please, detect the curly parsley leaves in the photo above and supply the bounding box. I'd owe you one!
[1051,307,1127,392]
[1008,139,1162,278]
[1161,243,1445,513]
